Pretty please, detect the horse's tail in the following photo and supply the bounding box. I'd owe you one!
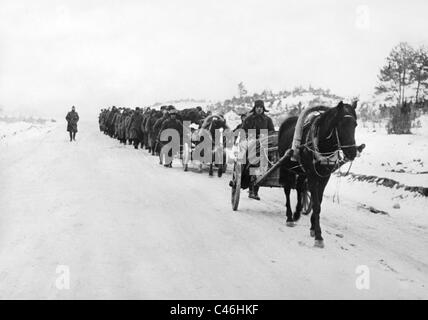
[278,116,299,188]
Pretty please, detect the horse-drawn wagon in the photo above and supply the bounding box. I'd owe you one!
[181,115,228,177]
[229,102,366,247]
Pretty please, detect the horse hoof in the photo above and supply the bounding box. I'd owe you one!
[310,230,315,237]
[314,240,324,248]
[286,221,295,227]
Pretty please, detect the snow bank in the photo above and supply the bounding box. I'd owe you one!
[0,120,56,144]
[353,125,428,187]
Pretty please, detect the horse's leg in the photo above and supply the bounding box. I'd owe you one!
[308,178,319,239]
[309,176,329,248]
[294,189,303,222]
[284,187,294,227]
[151,141,155,155]
[293,176,306,222]
[209,145,215,176]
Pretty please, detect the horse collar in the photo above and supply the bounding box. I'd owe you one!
[308,115,342,167]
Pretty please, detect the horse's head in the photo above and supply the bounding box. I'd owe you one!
[334,101,358,161]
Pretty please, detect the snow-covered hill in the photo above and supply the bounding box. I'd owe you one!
[207,87,348,129]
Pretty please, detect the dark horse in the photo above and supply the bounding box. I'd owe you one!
[278,101,364,248]
[196,115,229,177]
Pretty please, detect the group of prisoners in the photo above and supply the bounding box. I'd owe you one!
[98,105,233,174]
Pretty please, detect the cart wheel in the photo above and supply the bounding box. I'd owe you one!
[302,190,312,215]
[182,142,190,171]
[231,161,242,211]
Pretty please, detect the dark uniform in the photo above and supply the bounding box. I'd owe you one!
[242,111,274,137]
[152,106,170,155]
[129,108,144,149]
[157,108,183,167]
[66,106,79,142]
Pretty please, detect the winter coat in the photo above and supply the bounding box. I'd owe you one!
[113,113,121,137]
[66,111,79,132]
[124,114,132,139]
[157,118,184,152]
[242,112,275,138]
[129,111,143,140]
[146,115,160,148]
[152,115,169,142]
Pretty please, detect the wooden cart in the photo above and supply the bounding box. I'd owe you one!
[230,132,312,213]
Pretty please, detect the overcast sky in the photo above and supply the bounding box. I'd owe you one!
[1,0,427,118]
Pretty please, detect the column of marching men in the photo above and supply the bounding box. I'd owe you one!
[98,105,210,162]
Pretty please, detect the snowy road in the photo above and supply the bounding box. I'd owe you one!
[0,121,427,299]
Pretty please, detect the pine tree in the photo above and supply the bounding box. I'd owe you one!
[375,42,415,105]
[410,46,428,102]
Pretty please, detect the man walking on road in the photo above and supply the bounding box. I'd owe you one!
[66,106,79,142]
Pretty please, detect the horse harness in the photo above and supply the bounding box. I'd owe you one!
[293,112,356,177]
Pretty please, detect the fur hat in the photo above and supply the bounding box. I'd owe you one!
[250,100,268,113]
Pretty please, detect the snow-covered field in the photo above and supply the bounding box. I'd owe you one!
[0,119,427,299]
[352,116,428,187]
